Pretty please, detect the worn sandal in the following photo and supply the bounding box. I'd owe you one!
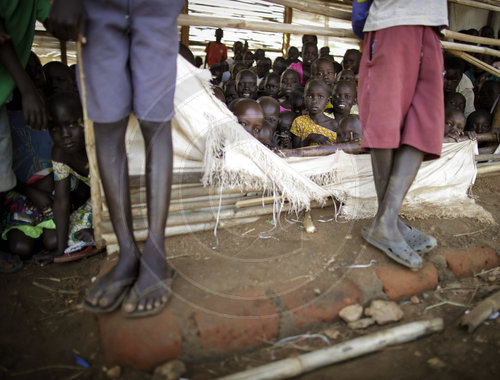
[122,276,175,318]
[402,224,437,254]
[83,277,136,313]
[361,227,423,270]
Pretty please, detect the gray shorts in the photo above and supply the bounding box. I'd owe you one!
[80,0,184,123]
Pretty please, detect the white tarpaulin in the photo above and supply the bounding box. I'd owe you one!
[124,56,493,223]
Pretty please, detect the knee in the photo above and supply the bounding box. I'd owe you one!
[42,229,58,251]
[7,231,35,258]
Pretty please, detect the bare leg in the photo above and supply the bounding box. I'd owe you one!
[85,117,140,309]
[122,120,173,314]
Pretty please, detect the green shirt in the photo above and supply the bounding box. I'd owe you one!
[0,0,50,105]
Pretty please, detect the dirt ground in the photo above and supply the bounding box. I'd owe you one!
[0,173,499,380]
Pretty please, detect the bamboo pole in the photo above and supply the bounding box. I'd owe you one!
[448,0,500,12]
[282,6,292,56]
[441,41,500,59]
[129,171,203,188]
[177,14,357,39]
[444,50,500,79]
[477,164,500,175]
[493,98,500,130]
[77,41,105,249]
[441,29,500,47]
[180,0,190,46]
[475,153,500,161]
[280,142,362,158]
[220,318,444,380]
[263,0,352,20]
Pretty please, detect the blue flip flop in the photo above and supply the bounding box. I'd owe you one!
[361,227,423,270]
[0,252,23,273]
[402,224,437,254]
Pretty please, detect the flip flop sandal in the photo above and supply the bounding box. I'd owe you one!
[83,277,136,313]
[32,252,55,266]
[0,253,23,273]
[401,224,437,254]
[122,276,175,318]
[54,246,104,263]
[361,227,423,270]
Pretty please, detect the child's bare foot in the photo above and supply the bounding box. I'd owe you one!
[84,244,139,312]
[121,238,173,317]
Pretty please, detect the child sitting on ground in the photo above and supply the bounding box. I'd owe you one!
[43,61,75,97]
[336,69,356,83]
[288,42,318,85]
[235,69,258,100]
[445,92,466,114]
[466,109,492,134]
[277,110,295,149]
[263,72,280,98]
[290,88,306,116]
[444,107,466,140]
[290,79,337,147]
[278,69,301,111]
[284,46,300,66]
[342,49,361,77]
[311,57,336,90]
[231,98,264,140]
[257,96,280,148]
[336,115,362,143]
[272,56,287,76]
[330,80,357,123]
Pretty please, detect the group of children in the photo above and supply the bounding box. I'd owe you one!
[1,50,95,266]
[208,31,498,155]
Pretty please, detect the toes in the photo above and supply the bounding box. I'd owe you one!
[122,301,135,313]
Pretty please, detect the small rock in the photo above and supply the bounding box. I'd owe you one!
[365,300,404,325]
[323,328,340,340]
[474,335,487,344]
[414,350,422,357]
[488,275,497,282]
[106,366,121,379]
[348,318,375,329]
[427,357,446,369]
[339,304,363,323]
[410,296,420,304]
[152,360,186,380]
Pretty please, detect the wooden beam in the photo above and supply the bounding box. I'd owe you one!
[448,0,500,12]
[180,0,190,46]
[282,6,293,56]
[177,14,357,39]
[447,49,500,78]
[441,29,500,47]
[263,0,351,20]
[441,40,500,59]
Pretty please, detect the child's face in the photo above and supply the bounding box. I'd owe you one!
[236,72,257,99]
[224,81,238,105]
[280,70,300,95]
[469,113,491,133]
[336,69,355,82]
[264,76,280,97]
[258,125,273,145]
[337,117,362,143]
[443,68,462,94]
[444,111,466,137]
[342,51,360,74]
[272,58,287,75]
[302,45,318,66]
[313,61,335,89]
[288,47,299,62]
[260,102,280,131]
[305,83,330,115]
[278,112,295,133]
[332,83,356,114]
[236,105,264,139]
[44,64,74,96]
[445,93,466,112]
[49,103,85,153]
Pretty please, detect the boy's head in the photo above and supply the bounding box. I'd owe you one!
[342,49,361,74]
[257,96,280,131]
[235,69,258,99]
[444,108,466,137]
[232,98,264,139]
[258,124,274,146]
[337,115,361,143]
[254,49,265,62]
[256,57,272,78]
[215,28,223,42]
[243,51,255,68]
[47,92,85,153]
[212,86,226,103]
[466,110,492,134]
[332,81,357,115]
[278,111,296,133]
[443,56,465,94]
[233,41,243,58]
[290,88,305,115]
[287,46,300,63]
[480,25,494,39]
[319,46,331,58]
[231,62,247,79]
[445,92,466,113]
[263,72,280,98]
[272,56,287,76]
[304,79,330,115]
[478,80,500,111]
[209,63,224,85]
[43,61,75,96]
[336,69,355,83]
[311,57,336,89]
[302,42,319,66]
[302,34,318,46]
[280,69,301,95]
[223,80,238,105]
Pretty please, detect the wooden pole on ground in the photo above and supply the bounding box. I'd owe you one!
[77,41,105,249]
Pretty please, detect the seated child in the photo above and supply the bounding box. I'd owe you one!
[330,80,357,122]
[290,88,306,116]
[444,56,475,117]
[278,69,301,111]
[209,63,224,87]
[231,98,264,139]
[257,96,280,133]
[43,61,75,97]
[336,69,356,83]
[231,62,247,81]
[223,80,238,106]
[445,92,466,113]
[342,49,361,76]
[444,107,466,140]
[277,110,295,149]
[235,69,258,100]
[212,86,226,103]
[477,80,500,114]
[263,72,280,98]
[466,109,492,134]
[288,42,318,85]
[258,124,277,149]
[285,46,300,66]
[256,57,272,89]
[290,79,337,148]
[311,57,336,90]
[337,115,362,143]
[272,56,287,76]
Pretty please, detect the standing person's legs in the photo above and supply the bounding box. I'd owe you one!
[0,104,16,193]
